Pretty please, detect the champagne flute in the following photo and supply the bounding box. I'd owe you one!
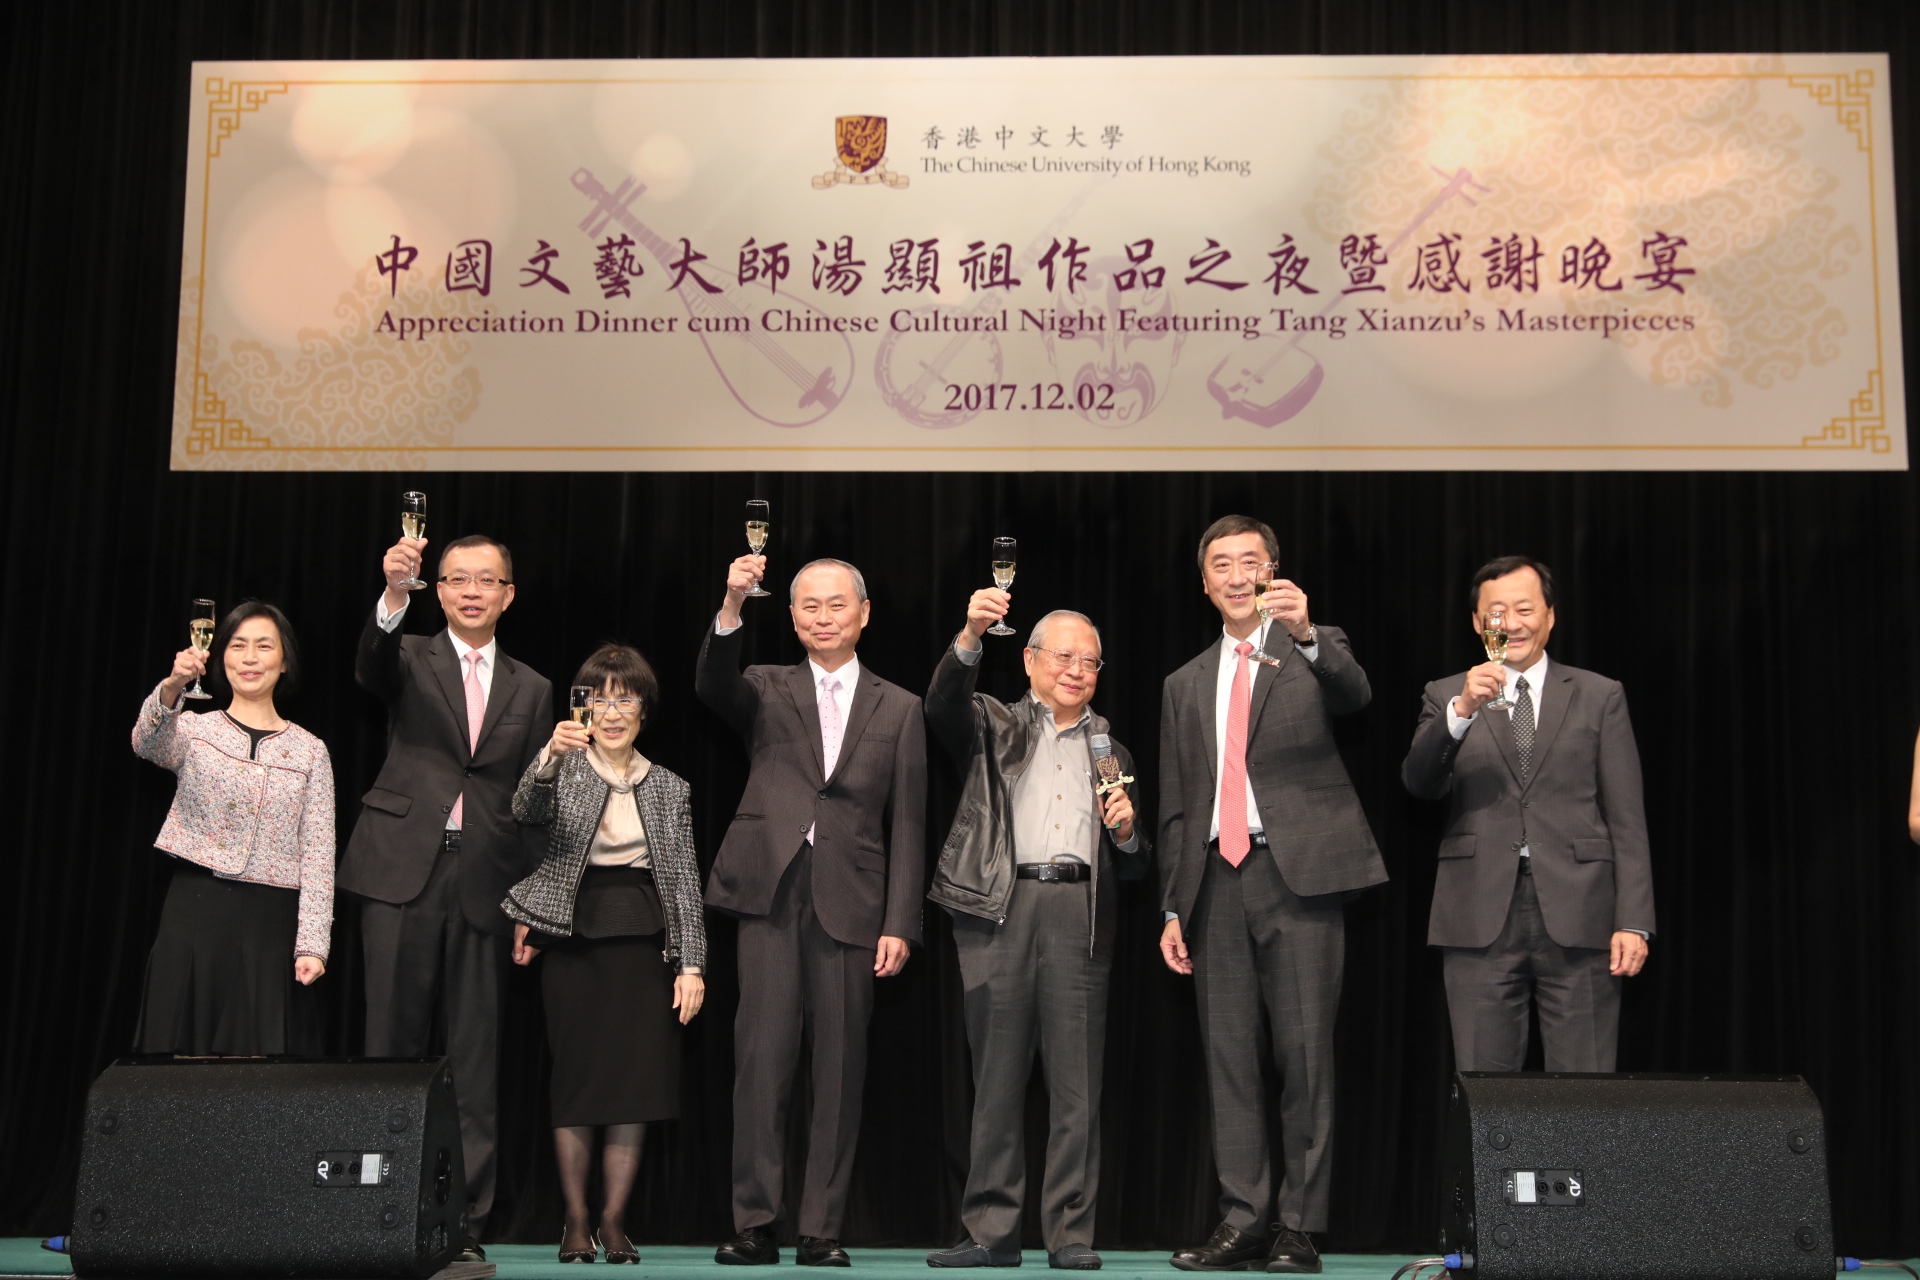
[1249,561,1282,664]
[184,599,217,701]
[1481,605,1512,711]
[987,537,1017,636]
[397,491,429,591]
[570,686,596,735]
[744,499,771,598]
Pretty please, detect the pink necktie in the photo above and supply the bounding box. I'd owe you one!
[1218,641,1253,867]
[450,650,485,830]
[818,675,844,781]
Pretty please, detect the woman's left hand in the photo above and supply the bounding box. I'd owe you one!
[512,922,541,966]
[294,955,325,985]
[673,974,706,1024]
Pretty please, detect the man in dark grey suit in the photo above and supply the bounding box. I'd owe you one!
[923,590,1148,1272]
[1402,555,1654,1073]
[698,553,926,1267]
[338,533,551,1258]
[1158,516,1387,1275]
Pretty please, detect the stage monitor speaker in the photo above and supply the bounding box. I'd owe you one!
[70,1057,466,1279]
[1442,1073,1833,1280]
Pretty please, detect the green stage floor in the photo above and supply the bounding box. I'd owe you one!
[0,1240,1428,1280]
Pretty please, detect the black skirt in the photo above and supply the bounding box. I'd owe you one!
[134,856,319,1056]
[540,867,682,1126]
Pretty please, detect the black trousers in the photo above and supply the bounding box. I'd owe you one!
[1188,846,1344,1235]
[951,878,1109,1252]
[731,843,874,1239]
[361,834,505,1224]
[1442,861,1619,1073]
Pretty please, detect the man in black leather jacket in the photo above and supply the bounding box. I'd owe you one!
[923,588,1148,1272]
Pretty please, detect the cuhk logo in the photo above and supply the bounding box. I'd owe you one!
[814,115,908,189]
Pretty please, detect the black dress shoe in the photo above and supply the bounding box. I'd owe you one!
[798,1236,851,1267]
[456,1241,488,1264]
[717,1227,780,1265]
[1170,1222,1269,1271]
[1265,1229,1321,1274]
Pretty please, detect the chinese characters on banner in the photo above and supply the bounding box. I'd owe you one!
[172,55,1903,470]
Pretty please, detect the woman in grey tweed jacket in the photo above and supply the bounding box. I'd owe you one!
[501,643,705,1265]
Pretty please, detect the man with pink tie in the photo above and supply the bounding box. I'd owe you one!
[338,533,552,1261]
[1155,516,1387,1274]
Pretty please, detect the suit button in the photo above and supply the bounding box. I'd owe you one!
[444,804,453,814]
[1521,800,1530,808]
[818,789,828,799]
[1510,842,1521,851]
[799,825,809,835]
[465,768,474,777]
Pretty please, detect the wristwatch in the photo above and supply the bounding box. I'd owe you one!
[1293,623,1317,648]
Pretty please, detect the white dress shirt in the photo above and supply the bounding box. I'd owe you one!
[378,595,495,829]
[1206,620,1318,842]
[807,653,858,844]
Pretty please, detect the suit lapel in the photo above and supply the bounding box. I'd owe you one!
[427,634,472,756]
[1193,644,1223,784]
[1521,667,1575,788]
[786,663,827,782]
[1246,641,1296,737]
[473,650,521,755]
[1483,698,1524,788]
[837,669,884,768]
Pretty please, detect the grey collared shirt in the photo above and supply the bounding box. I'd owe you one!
[1010,695,1101,866]
[954,642,1139,863]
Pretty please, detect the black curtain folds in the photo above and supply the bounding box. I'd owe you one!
[3,0,1918,1258]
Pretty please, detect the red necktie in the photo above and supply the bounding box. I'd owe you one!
[1218,641,1253,867]
[449,651,484,830]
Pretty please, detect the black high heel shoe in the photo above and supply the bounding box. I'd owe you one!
[599,1230,640,1266]
[559,1221,597,1264]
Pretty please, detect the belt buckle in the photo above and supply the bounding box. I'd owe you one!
[1035,864,1061,883]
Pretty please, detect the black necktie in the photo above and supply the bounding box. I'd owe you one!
[1513,674,1535,776]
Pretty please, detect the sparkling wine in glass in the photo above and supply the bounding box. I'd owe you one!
[184,599,217,701]
[397,491,429,591]
[744,499,771,598]
[570,685,596,733]
[1249,561,1282,665]
[1481,606,1513,711]
[987,537,1017,636]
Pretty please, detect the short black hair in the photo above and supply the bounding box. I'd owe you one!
[1468,556,1556,612]
[209,601,301,700]
[573,644,660,729]
[1196,515,1279,574]
[438,535,514,582]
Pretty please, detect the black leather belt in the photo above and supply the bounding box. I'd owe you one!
[442,829,462,852]
[1016,861,1090,883]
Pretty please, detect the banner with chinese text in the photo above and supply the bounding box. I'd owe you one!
[174,55,1904,470]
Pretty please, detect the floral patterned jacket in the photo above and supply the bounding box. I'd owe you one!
[132,683,336,960]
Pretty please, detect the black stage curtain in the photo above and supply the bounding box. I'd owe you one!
[3,0,1918,1258]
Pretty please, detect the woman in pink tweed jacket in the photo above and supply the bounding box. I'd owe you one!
[130,601,335,1055]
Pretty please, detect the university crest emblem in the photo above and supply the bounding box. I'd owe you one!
[813,114,909,189]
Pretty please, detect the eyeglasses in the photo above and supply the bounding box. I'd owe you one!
[1033,647,1105,674]
[439,573,511,591]
[590,697,642,715]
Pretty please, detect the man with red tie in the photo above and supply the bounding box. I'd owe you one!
[1155,516,1387,1274]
